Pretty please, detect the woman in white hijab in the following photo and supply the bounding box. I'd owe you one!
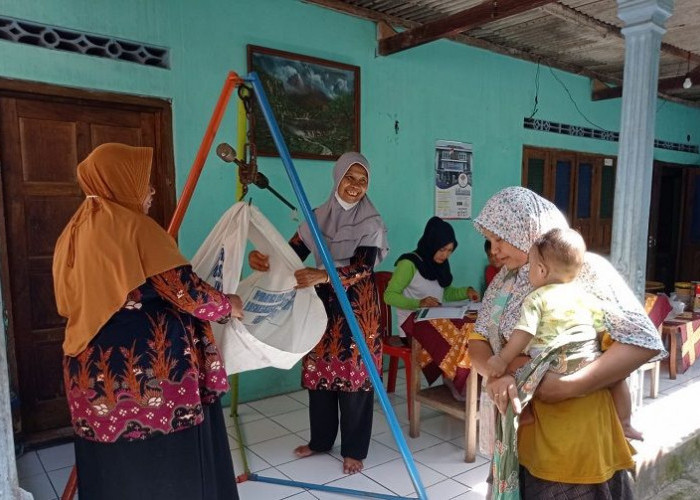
[249,152,388,475]
[468,187,664,499]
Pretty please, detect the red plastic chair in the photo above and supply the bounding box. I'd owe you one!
[374,271,413,420]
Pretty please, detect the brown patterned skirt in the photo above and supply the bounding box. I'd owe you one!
[519,466,634,500]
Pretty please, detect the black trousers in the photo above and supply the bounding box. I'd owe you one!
[307,389,374,460]
[75,400,238,500]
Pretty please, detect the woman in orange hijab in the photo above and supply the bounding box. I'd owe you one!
[53,143,243,500]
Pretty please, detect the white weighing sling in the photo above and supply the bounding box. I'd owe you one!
[191,202,326,374]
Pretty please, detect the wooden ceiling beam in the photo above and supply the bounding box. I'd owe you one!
[377,0,558,56]
[302,0,698,107]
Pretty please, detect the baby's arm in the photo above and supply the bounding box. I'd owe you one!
[486,329,534,377]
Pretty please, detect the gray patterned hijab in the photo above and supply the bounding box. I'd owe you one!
[473,186,665,356]
[298,152,389,268]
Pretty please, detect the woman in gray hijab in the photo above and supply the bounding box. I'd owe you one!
[249,152,388,475]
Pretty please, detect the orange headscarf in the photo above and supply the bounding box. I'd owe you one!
[53,143,188,356]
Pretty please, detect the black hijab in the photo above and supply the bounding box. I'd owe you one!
[396,216,457,288]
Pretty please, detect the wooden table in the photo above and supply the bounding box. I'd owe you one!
[662,313,700,379]
[402,314,479,462]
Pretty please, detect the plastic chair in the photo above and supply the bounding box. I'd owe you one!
[374,271,413,420]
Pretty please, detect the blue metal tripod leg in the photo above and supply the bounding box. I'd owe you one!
[245,71,428,500]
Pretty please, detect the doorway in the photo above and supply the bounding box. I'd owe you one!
[0,78,175,441]
[647,161,700,291]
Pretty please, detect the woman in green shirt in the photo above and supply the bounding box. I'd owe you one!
[384,216,479,399]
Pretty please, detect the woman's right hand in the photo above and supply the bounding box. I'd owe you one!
[248,250,270,272]
[486,374,521,415]
[419,296,441,307]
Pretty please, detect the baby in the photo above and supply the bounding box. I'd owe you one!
[486,228,642,440]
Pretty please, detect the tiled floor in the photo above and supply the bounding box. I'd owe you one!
[16,360,700,500]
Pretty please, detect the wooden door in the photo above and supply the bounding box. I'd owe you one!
[646,162,663,280]
[550,152,576,224]
[678,167,700,281]
[0,87,174,434]
[571,155,598,249]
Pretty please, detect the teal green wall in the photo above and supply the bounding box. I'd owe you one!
[2,0,699,402]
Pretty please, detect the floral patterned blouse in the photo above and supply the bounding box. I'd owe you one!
[63,265,231,443]
[289,233,382,392]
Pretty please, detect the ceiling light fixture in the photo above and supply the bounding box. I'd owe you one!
[683,52,693,89]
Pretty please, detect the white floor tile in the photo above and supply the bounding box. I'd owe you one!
[276,453,345,485]
[231,447,271,474]
[271,408,311,433]
[414,442,488,477]
[287,390,309,406]
[424,478,470,500]
[328,439,400,469]
[18,473,58,500]
[419,414,466,441]
[248,395,307,417]
[362,457,447,496]
[37,443,75,472]
[47,466,73,497]
[236,467,308,499]
[285,493,318,499]
[451,488,488,499]
[231,418,293,445]
[373,425,444,453]
[16,451,44,479]
[313,472,394,499]
[378,399,443,425]
[223,403,266,426]
[375,399,409,424]
[248,434,308,466]
[370,411,392,436]
[452,463,491,490]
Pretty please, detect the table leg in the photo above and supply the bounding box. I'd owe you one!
[669,327,678,380]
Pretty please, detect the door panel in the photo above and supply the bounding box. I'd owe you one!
[646,162,662,280]
[521,147,616,254]
[679,168,700,280]
[1,94,173,434]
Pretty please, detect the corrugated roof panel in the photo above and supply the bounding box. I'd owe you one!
[325,0,700,103]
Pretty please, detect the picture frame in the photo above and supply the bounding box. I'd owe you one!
[247,45,360,160]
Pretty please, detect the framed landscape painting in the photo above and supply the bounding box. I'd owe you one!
[247,45,360,160]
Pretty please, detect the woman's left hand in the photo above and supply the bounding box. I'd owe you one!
[226,294,244,319]
[294,267,328,288]
[486,375,521,415]
[467,287,480,301]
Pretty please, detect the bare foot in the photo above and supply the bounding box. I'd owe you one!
[343,457,363,474]
[623,425,644,441]
[293,445,316,458]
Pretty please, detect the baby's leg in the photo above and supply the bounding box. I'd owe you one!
[610,379,643,441]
